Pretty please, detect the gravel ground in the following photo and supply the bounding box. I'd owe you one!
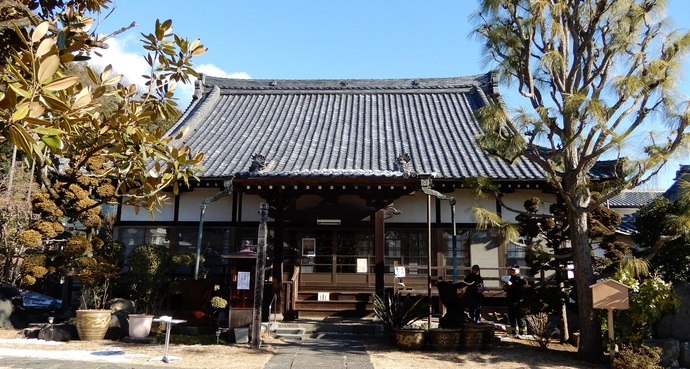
[0,328,606,369]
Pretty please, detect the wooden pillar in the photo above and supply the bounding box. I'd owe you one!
[251,203,268,350]
[272,200,284,316]
[375,209,385,297]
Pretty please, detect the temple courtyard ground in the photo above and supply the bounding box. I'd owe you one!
[0,328,607,368]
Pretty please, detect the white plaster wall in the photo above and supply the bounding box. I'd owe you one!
[470,233,502,287]
[388,190,499,224]
[440,189,497,224]
[388,192,436,223]
[119,196,175,222]
[502,190,557,223]
[240,194,272,221]
[178,188,233,222]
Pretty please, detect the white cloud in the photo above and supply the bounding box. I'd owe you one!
[176,64,251,107]
[87,36,250,108]
[88,36,148,88]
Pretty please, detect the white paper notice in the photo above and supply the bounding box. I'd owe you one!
[394,266,406,278]
[356,258,367,273]
[237,271,251,290]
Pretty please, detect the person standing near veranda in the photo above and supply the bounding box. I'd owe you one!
[464,264,484,324]
[503,264,527,336]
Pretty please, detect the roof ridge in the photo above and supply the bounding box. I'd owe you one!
[197,73,493,94]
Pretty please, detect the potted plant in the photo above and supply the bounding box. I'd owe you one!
[372,292,429,350]
[209,293,228,326]
[127,244,172,338]
[64,236,120,341]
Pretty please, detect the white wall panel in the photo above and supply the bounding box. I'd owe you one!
[241,195,271,221]
[178,188,233,222]
[440,189,495,224]
[387,193,435,223]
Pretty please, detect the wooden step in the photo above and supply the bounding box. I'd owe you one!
[295,300,372,310]
[297,291,373,302]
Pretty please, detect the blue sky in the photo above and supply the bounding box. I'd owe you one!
[92,0,690,190]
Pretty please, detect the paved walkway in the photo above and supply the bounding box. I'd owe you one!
[263,335,374,369]
[0,335,375,369]
[0,357,132,369]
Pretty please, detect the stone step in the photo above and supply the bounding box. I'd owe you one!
[273,327,306,340]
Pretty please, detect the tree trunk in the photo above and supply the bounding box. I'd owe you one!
[569,208,602,360]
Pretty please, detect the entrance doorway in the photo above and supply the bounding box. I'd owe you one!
[295,229,373,288]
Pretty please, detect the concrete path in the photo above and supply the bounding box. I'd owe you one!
[0,357,132,369]
[263,335,374,369]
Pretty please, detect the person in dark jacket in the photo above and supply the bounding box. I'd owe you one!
[464,264,484,324]
[503,264,527,336]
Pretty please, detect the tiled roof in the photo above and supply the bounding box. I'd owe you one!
[608,191,663,208]
[168,73,547,181]
[616,213,637,236]
[662,165,690,202]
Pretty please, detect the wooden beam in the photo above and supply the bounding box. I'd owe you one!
[375,209,385,297]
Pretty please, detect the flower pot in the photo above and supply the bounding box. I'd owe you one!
[127,314,154,338]
[462,322,494,350]
[394,328,426,350]
[428,328,462,351]
[76,309,111,341]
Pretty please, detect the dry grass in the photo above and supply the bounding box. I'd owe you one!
[0,328,607,369]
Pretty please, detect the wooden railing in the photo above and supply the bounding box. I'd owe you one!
[281,266,300,319]
[392,265,537,297]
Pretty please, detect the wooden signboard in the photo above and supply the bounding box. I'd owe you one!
[591,279,630,310]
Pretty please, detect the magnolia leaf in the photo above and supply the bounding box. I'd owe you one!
[102,75,122,86]
[190,38,200,51]
[37,54,60,83]
[23,117,50,126]
[43,76,79,91]
[72,89,92,110]
[32,22,50,44]
[57,30,66,48]
[191,45,207,57]
[11,103,29,121]
[36,38,56,58]
[7,124,34,155]
[173,129,186,140]
[42,95,71,111]
[28,102,45,118]
[86,67,99,84]
[101,65,113,81]
[10,23,27,45]
[41,135,64,149]
[8,83,31,98]
[32,127,64,135]
[119,161,131,173]
[148,168,159,178]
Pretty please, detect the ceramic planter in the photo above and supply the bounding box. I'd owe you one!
[462,322,494,350]
[393,328,426,350]
[76,309,111,341]
[428,328,462,351]
[127,314,154,338]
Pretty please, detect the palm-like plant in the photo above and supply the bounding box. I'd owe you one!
[372,293,429,331]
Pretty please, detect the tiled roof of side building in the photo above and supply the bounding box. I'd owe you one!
[168,73,618,182]
[607,191,664,208]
